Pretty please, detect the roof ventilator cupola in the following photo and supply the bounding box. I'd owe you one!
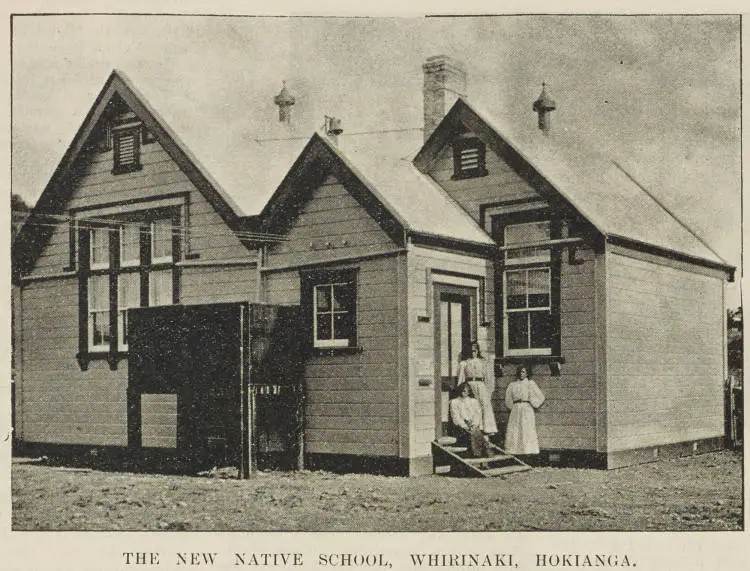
[324,115,343,145]
[533,82,556,135]
[273,81,296,124]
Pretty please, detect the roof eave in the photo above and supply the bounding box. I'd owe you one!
[606,234,736,281]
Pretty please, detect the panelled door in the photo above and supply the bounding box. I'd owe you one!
[433,284,476,437]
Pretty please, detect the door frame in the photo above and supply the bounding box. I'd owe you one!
[433,283,478,438]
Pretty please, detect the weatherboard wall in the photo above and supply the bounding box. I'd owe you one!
[427,135,538,222]
[263,173,407,459]
[262,174,398,270]
[605,247,726,452]
[17,137,258,447]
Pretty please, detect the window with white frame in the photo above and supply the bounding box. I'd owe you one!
[78,208,179,366]
[503,219,553,356]
[118,272,140,350]
[313,282,355,348]
[302,269,358,351]
[88,274,111,350]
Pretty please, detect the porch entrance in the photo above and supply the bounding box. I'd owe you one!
[127,302,302,477]
[433,284,476,437]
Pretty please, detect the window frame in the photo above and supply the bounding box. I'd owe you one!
[76,206,180,370]
[301,268,359,354]
[492,209,562,362]
[452,136,488,180]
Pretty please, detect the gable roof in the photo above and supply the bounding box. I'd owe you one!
[260,130,495,248]
[13,69,248,277]
[15,71,732,281]
[415,98,734,276]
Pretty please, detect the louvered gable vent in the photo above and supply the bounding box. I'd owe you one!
[452,136,488,180]
[112,127,142,174]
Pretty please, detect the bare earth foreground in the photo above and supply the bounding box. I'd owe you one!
[12,450,742,531]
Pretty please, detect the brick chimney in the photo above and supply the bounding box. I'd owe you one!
[422,55,467,142]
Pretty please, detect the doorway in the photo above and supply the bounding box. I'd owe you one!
[433,284,477,438]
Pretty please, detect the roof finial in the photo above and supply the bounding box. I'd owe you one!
[533,81,556,135]
[274,81,296,124]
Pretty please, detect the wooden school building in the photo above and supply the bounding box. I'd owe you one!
[12,56,734,475]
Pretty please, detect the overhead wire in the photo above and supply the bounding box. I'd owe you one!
[253,126,422,144]
[12,209,289,242]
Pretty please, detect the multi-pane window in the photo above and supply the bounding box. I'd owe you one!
[503,220,552,356]
[313,282,355,348]
[302,268,358,351]
[79,211,178,363]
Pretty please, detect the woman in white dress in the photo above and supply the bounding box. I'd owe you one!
[504,364,545,455]
[457,342,498,436]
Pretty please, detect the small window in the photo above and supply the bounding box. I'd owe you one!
[118,272,141,350]
[504,221,551,265]
[313,282,355,348]
[120,223,141,267]
[151,218,173,263]
[88,274,111,351]
[112,128,142,174]
[149,270,173,307]
[90,227,111,269]
[504,268,552,354]
[302,269,358,351]
[452,137,488,180]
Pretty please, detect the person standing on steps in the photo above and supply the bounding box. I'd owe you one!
[457,341,498,439]
[504,364,545,457]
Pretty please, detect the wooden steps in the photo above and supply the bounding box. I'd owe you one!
[432,438,532,478]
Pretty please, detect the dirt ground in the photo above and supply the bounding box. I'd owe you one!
[11,450,743,531]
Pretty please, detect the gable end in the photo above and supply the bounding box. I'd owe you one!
[260,135,407,248]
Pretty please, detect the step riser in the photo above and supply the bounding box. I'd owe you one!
[432,440,531,478]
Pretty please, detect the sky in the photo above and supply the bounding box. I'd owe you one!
[10,14,741,305]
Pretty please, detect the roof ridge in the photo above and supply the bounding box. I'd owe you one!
[610,160,729,265]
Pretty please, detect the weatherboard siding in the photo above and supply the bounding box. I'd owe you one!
[18,277,128,445]
[605,250,725,451]
[263,174,400,270]
[180,266,257,304]
[263,177,405,458]
[428,138,539,221]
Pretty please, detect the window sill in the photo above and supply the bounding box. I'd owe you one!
[497,355,565,365]
[310,346,363,357]
[77,351,128,371]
